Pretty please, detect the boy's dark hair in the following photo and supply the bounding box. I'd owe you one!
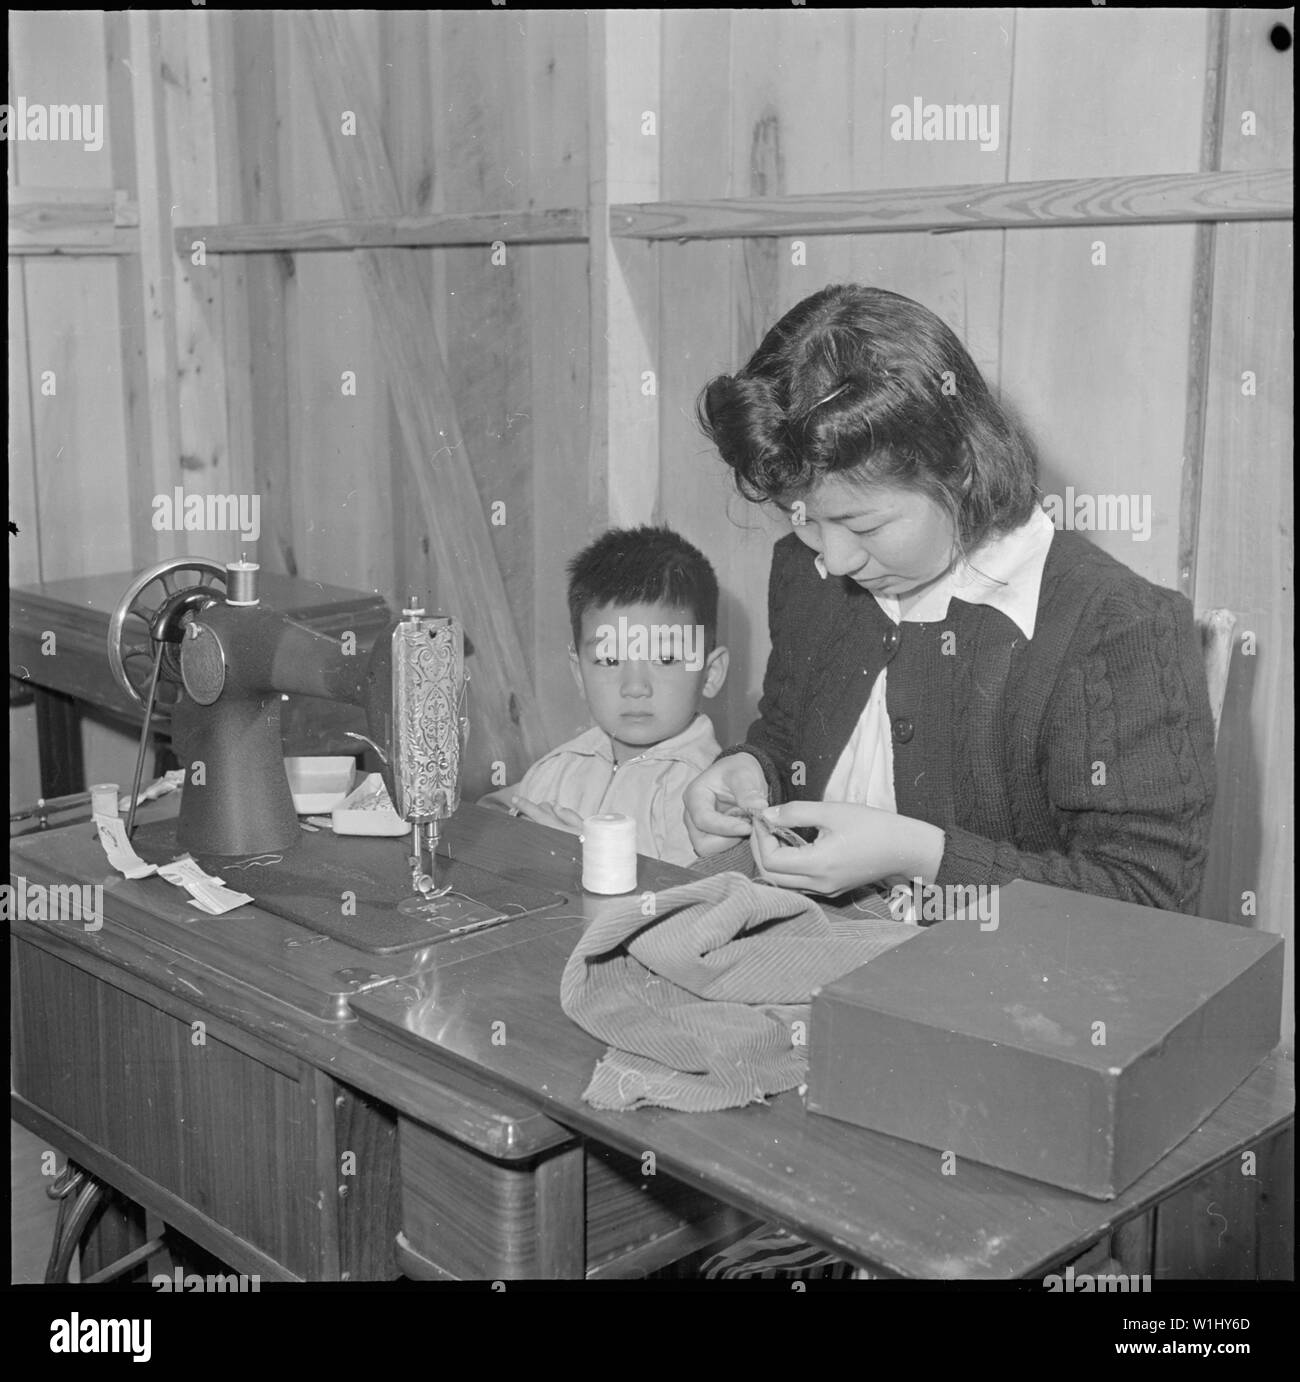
[695,284,1039,557]
[567,525,718,649]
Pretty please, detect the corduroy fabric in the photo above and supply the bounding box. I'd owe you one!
[720,527,1217,913]
[560,871,916,1111]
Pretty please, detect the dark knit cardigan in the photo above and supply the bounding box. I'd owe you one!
[722,529,1217,914]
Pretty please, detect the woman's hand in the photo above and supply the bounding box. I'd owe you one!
[683,753,771,856]
[510,796,584,835]
[749,801,946,895]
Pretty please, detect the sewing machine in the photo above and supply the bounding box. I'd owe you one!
[105,556,466,904]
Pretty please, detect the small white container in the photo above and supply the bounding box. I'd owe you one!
[332,772,408,837]
[285,756,357,815]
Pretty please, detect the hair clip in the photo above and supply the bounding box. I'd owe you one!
[811,382,851,410]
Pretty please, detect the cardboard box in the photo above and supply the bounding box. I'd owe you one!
[806,880,1283,1198]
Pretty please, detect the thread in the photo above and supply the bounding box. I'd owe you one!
[225,853,285,869]
[90,783,120,818]
[225,559,260,606]
[581,813,638,894]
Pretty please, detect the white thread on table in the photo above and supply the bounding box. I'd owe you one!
[225,853,285,869]
[581,813,637,893]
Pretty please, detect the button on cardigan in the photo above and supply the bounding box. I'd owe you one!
[722,526,1217,913]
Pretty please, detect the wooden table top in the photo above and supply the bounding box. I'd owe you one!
[348,863,1294,1276]
[10,804,1294,1278]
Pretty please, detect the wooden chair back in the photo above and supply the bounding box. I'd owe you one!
[1196,608,1238,746]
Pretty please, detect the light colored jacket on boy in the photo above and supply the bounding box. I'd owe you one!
[516,713,720,867]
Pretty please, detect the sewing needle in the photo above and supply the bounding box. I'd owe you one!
[443,914,509,938]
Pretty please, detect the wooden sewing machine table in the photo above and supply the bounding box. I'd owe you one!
[8,805,1294,1280]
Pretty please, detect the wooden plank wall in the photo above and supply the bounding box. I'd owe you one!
[1194,7,1295,1058]
[659,6,1207,744]
[9,12,132,585]
[7,9,1293,1035]
[9,11,137,804]
[9,9,591,800]
[265,9,588,772]
[275,11,392,597]
[659,8,1021,746]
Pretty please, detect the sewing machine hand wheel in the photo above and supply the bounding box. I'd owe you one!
[107,556,228,713]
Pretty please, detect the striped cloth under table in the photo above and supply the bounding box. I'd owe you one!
[699,1226,865,1280]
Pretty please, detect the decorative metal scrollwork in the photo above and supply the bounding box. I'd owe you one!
[392,615,466,822]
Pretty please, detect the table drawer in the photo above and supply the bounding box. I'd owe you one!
[397,1116,752,1279]
[11,936,327,1277]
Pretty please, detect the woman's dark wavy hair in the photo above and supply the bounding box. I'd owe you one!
[696,284,1039,556]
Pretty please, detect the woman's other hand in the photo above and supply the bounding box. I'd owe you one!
[683,752,771,855]
[750,801,945,895]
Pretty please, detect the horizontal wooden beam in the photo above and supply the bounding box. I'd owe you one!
[8,186,140,255]
[612,169,1294,241]
[16,169,1292,259]
[173,207,587,256]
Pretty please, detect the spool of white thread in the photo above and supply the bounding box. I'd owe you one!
[580,813,638,894]
[90,783,120,818]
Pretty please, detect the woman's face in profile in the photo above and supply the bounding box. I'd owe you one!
[777,472,957,599]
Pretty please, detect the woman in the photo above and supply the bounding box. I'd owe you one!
[685,284,1216,912]
[685,285,1218,1280]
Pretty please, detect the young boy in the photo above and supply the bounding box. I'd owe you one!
[482,526,729,866]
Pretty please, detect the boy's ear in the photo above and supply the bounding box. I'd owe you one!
[701,644,729,699]
[568,643,585,692]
